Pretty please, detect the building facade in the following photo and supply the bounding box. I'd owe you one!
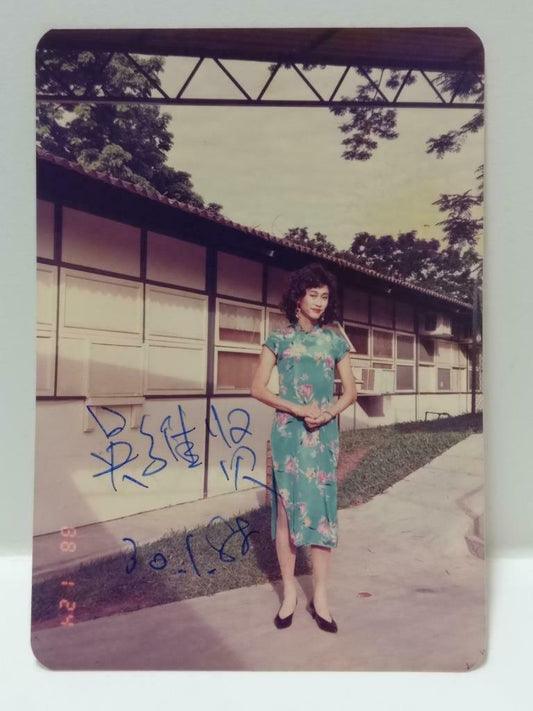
[35,150,481,535]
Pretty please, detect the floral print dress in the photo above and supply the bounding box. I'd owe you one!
[263,321,350,548]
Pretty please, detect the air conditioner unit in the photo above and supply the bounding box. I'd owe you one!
[419,312,452,336]
[354,367,395,394]
[375,368,395,394]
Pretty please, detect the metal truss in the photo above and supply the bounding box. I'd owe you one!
[36,52,484,109]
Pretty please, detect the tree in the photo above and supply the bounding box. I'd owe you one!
[283,227,338,257]
[341,231,481,303]
[36,50,222,213]
[328,68,484,267]
[329,67,484,161]
[432,164,484,247]
[284,225,482,303]
[341,230,442,280]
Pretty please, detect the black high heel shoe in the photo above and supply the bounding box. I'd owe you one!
[274,598,298,629]
[308,598,338,633]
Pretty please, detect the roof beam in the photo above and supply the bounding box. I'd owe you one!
[36,53,483,109]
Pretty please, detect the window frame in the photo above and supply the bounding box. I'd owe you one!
[418,363,436,393]
[395,363,415,392]
[213,346,262,395]
[371,327,395,361]
[418,336,435,364]
[437,366,452,391]
[344,321,370,358]
[396,332,415,362]
[215,296,265,350]
[265,306,288,336]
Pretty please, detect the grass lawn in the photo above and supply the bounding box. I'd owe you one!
[32,412,482,628]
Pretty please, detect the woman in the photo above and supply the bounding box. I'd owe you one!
[251,263,357,633]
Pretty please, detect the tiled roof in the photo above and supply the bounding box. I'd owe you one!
[36,147,472,310]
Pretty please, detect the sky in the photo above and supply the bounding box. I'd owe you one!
[155,58,484,252]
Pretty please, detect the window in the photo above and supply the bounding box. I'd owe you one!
[145,284,208,395]
[452,368,466,391]
[216,351,260,390]
[267,308,288,334]
[437,368,451,390]
[396,364,414,390]
[419,365,435,392]
[372,361,393,369]
[57,269,144,398]
[447,343,468,391]
[373,329,393,359]
[345,324,369,356]
[214,299,265,391]
[217,299,262,346]
[396,333,414,361]
[37,263,58,395]
[419,337,435,363]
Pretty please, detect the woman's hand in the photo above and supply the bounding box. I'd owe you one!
[293,401,321,419]
[304,410,334,430]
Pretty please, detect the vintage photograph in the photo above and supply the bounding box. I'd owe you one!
[31,27,485,671]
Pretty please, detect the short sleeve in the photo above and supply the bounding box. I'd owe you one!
[263,330,280,358]
[334,334,350,363]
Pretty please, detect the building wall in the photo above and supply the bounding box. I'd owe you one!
[35,198,480,534]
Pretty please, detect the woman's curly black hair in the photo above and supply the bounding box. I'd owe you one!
[280,262,341,326]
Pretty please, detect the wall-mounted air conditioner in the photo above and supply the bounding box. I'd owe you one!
[419,311,452,336]
[375,368,395,394]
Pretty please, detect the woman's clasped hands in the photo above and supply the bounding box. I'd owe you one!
[295,400,333,430]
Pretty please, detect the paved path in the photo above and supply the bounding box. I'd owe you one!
[31,434,485,672]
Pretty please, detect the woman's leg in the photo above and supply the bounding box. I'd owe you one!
[310,545,333,621]
[275,500,298,617]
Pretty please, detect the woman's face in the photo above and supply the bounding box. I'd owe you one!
[298,284,330,321]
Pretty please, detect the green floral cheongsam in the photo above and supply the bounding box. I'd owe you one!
[263,321,350,548]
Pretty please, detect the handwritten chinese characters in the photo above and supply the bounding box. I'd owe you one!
[87,403,261,494]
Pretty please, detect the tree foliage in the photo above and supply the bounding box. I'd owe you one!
[329,67,484,161]
[282,65,484,302]
[284,225,481,304]
[282,227,338,257]
[344,232,481,303]
[433,164,484,248]
[36,50,222,213]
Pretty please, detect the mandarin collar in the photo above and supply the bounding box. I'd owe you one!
[293,320,322,334]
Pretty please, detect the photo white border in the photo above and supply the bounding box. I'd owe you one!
[1,0,532,705]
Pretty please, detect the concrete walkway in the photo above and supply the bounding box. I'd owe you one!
[31,434,485,672]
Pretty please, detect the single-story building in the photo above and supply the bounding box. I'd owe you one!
[35,148,481,534]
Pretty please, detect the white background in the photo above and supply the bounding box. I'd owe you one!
[1,0,532,707]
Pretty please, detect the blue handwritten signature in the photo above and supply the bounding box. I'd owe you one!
[88,404,263,494]
[122,514,259,576]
